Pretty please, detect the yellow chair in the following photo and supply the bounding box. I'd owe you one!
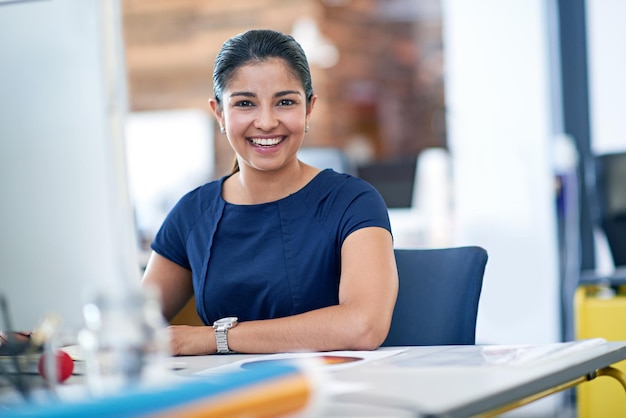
[575,285,626,418]
[170,297,203,326]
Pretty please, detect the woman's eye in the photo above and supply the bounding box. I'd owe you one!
[234,100,254,107]
[277,99,295,106]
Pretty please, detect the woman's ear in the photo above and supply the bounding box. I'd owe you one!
[307,95,317,116]
[305,95,317,127]
[208,98,225,132]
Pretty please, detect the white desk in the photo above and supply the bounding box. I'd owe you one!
[171,341,626,418]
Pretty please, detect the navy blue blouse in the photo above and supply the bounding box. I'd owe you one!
[151,169,391,325]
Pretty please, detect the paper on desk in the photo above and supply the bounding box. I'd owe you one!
[390,338,607,368]
[197,349,407,376]
[480,338,608,366]
[196,350,405,403]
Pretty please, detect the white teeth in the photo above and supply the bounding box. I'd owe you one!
[250,137,282,146]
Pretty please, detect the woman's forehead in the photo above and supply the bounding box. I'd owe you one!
[226,58,303,92]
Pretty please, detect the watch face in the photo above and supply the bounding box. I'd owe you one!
[215,317,238,325]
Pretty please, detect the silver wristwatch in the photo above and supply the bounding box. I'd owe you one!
[213,317,238,354]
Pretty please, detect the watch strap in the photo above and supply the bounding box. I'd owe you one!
[213,317,238,354]
[215,328,234,353]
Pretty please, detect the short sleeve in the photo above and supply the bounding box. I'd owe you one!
[339,179,391,244]
[151,192,196,270]
[151,180,224,271]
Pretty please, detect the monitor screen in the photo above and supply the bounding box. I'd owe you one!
[356,156,418,209]
[0,0,140,333]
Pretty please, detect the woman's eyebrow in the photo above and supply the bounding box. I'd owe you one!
[228,90,302,99]
[275,90,302,97]
[229,91,255,98]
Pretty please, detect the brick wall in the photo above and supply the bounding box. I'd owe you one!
[123,0,445,177]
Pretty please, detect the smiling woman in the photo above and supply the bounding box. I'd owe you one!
[141,29,398,357]
[211,29,316,178]
[214,58,315,198]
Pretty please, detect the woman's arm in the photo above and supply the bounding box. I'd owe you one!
[165,226,398,355]
[142,252,194,322]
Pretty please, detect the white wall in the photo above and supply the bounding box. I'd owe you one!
[125,109,215,246]
[586,0,626,154]
[441,3,563,414]
[441,0,561,346]
[0,0,136,331]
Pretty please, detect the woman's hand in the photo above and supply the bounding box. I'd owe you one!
[168,325,215,356]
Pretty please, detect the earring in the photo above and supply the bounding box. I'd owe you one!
[220,126,225,134]
[305,125,309,133]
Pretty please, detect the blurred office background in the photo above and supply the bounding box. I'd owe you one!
[121,2,626,415]
[120,0,626,343]
[2,0,625,416]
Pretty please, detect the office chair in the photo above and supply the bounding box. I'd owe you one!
[382,246,488,346]
[590,152,626,267]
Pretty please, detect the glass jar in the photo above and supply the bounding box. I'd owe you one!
[78,286,170,396]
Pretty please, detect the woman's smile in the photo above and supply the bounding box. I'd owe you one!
[248,136,286,147]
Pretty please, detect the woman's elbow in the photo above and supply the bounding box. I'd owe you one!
[347,316,391,351]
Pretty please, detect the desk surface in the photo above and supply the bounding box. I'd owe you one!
[170,341,626,418]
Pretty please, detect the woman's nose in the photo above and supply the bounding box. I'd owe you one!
[254,107,279,131]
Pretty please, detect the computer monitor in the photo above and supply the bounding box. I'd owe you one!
[356,156,418,209]
[0,0,140,333]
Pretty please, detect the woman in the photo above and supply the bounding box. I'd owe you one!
[142,29,398,355]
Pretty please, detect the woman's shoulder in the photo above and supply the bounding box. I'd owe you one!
[297,169,385,211]
[309,169,379,195]
[298,169,391,235]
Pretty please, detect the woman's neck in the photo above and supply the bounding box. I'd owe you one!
[224,161,320,205]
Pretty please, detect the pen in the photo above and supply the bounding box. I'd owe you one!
[0,295,30,400]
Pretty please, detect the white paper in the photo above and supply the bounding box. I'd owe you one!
[196,349,407,375]
[390,339,608,368]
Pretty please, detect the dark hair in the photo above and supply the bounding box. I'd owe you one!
[213,29,314,107]
[213,29,315,174]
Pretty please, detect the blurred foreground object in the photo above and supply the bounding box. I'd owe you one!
[3,360,318,418]
[78,286,170,397]
[37,351,74,384]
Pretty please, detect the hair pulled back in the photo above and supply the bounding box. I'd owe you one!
[212,29,314,107]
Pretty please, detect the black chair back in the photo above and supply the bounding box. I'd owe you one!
[592,152,626,266]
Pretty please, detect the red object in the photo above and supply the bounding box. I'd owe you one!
[37,350,74,383]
